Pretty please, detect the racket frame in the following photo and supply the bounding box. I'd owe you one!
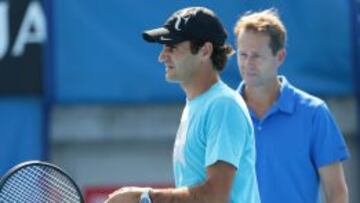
[0,160,84,203]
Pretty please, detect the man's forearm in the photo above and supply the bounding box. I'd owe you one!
[325,189,348,203]
[150,182,227,203]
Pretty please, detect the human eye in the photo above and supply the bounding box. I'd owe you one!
[238,51,247,58]
[166,44,177,52]
[253,53,260,59]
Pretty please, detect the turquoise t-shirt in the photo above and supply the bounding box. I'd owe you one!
[173,80,260,203]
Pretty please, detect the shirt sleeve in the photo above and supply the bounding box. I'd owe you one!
[204,97,253,169]
[311,103,350,168]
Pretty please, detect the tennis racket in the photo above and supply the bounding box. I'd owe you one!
[0,160,84,203]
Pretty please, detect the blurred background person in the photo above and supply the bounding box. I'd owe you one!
[234,8,350,203]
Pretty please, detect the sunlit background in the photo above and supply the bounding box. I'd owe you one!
[0,1,358,202]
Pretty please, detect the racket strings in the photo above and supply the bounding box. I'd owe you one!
[0,165,81,202]
[4,168,66,202]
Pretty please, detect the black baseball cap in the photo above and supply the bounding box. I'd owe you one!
[142,7,228,46]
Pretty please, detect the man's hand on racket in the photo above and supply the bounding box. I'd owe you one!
[105,186,148,203]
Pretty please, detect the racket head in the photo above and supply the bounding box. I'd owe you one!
[0,160,84,203]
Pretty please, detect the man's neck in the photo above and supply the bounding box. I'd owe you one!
[244,78,281,119]
[182,71,219,101]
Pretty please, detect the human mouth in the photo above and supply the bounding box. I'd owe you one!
[245,71,256,77]
[165,65,174,71]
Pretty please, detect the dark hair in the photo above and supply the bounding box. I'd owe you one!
[190,40,234,71]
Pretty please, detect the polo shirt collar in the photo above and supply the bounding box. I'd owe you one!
[277,76,296,114]
[238,75,296,115]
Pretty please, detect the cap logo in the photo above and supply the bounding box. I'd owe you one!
[174,15,190,31]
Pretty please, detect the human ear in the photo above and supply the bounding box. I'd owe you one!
[200,42,213,59]
[277,48,286,62]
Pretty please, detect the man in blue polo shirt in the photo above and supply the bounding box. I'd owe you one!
[233,9,350,203]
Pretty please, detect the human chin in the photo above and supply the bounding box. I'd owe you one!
[165,73,179,83]
[243,74,259,87]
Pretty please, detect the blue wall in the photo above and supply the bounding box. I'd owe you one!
[0,0,46,175]
[52,0,354,103]
[0,98,44,175]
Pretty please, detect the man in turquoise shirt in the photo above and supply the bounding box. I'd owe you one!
[106,6,260,203]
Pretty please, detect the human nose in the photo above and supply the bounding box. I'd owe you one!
[242,55,257,67]
[158,47,168,63]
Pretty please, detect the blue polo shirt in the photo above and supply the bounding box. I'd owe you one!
[238,76,350,203]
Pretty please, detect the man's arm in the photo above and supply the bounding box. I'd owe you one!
[105,160,236,203]
[318,162,348,203]
[151,160,235,203]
